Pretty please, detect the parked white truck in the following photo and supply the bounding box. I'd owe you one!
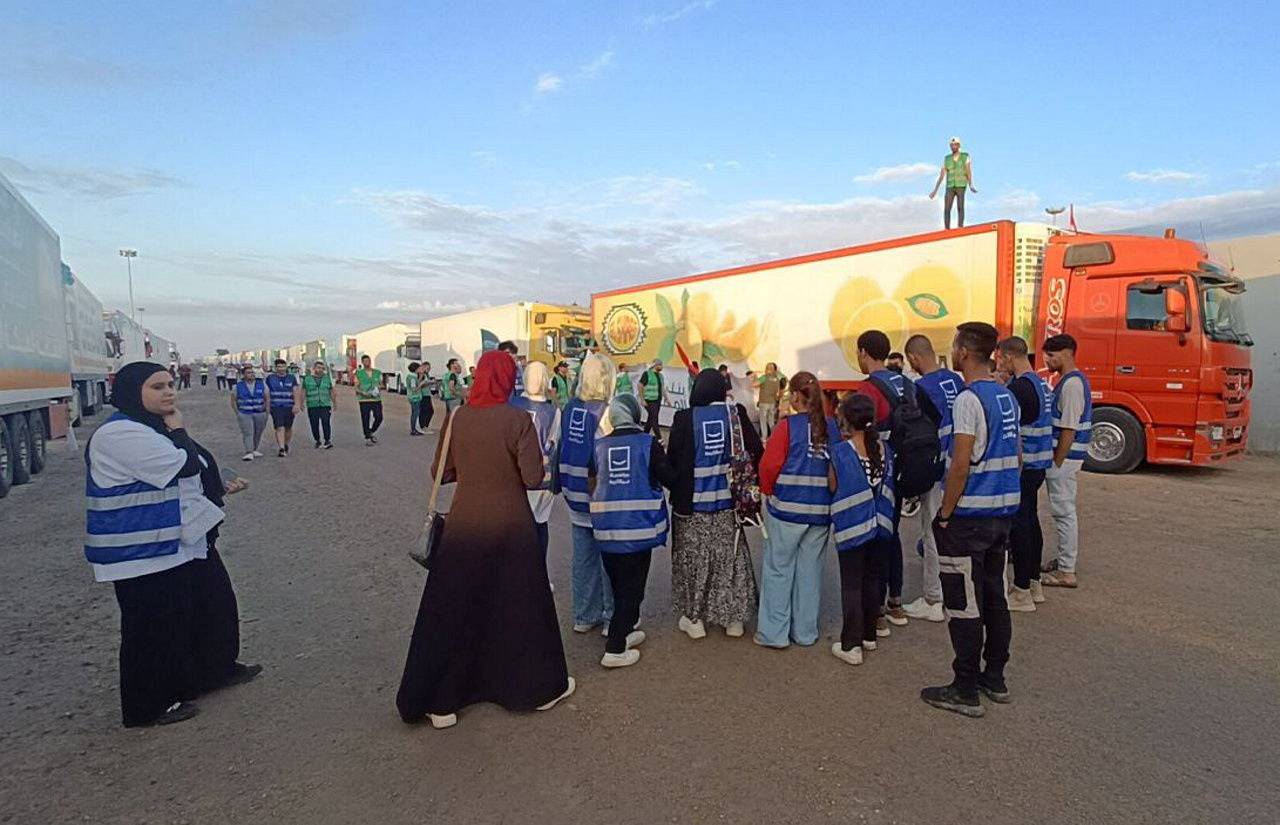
[419,303,591,377]
[341,323,417,391]
[62,264,111,421]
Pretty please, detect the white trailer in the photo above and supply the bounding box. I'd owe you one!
[104,310,168,377]
[343,323,416,392]
[63,265,111,419]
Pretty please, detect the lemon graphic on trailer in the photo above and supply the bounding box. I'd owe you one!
[829,277,908,369]
[898,264,966,330]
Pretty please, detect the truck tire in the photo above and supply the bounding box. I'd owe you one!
[27,411,47,474]
[9,414,32,485]
[1084,407,1145,475]
[0,418,12,499]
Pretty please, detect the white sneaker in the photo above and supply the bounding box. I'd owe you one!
[572,622,599,634]
[678,616,706,640]
[252,450,264,457]
[536,677,576,711]
[863,640,877,651]
[601,650,641,668]
[1008,586,1037,613]
[429,713,457,729]
[625,630,646,649]
[830,642,863,666]
[1030,580,1046,604]
[902,597,946,623]
[601,618,638,637]
[241,453,254,461]
[724,621,745,638]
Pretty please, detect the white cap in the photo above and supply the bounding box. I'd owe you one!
[949,136,962,144]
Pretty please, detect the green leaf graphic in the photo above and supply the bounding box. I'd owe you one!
[657,330,676,364]
[906,292,949,320]
[655,293,676,329]
[701,340,726,362]
[681,288,690,314]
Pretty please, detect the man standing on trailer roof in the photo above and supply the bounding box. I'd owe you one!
[929,136,976,229]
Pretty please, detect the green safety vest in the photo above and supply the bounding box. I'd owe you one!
[441,372,459,401]
[355,368,382,402]
[642,369,662,401]
[303,374,333,408]
[552,374,570,406]
[944,152,970,188]
[616,373,634,395]
[405,373,422,402]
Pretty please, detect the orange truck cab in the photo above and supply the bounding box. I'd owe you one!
[1037,230,1253,473]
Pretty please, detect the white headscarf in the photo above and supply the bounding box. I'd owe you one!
[523,361,550,402]
[576,353,615,403]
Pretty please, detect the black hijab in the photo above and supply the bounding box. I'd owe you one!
[108,361,172,434]
[689,368,728,407]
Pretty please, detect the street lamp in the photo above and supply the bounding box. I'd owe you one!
[118,249,138,321]
[1045,207,1066,227]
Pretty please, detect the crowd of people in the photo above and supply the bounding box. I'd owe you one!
[83,319,1093,728]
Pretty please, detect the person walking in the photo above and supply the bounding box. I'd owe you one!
[901,334,965,623]
[829,393,896,666]
[996,337,1054,610]
[551,361,572,409]
[929,136,977,229]
[755,362,784,440]
[614,362,634,397]
[1040,334,1092,589]
[639,360,668,435]
[406,361,426,436]
[354,354,384,446]
[302,360,336,449]
[265,358,302,458]
[214,364,225,390]
[417,361,436,433]
[666,369,764,640]
[441,358,464,414]
[754,371,836,648]
[511,361,560,563]
[556,354,616,634]
[231,365,268,461]
[224,364,239,392]
[396,351,575,729]
[922,322,1020,718]
[178,364,192,390]
[589,394,677,668]
[199,363,209,387]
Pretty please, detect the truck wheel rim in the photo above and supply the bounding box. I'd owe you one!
[1089,422,1125,464]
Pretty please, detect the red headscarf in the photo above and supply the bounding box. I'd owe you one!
[466,350,516,408]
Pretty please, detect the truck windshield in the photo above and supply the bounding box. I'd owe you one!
[1199,279,1251,346]
[560,328,589,358]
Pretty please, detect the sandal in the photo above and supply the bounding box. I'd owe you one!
[1041,570,1078,588]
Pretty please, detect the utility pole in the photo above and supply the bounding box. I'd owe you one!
[119,249,138,320]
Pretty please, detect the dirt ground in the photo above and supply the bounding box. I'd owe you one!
[1,384,1277,825]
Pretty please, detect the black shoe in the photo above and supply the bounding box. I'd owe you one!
[369,435,378,444]
[284,444,290,454]
[315,441,322,449]
[323,441,333,450]
[978,673,1012,704]
[223,662,263,688]
[140,701,200,727]
[410,430,422,436]
[920,684,985,718]
[277,448,287,457]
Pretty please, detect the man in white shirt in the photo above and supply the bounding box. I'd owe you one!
[1041,334,1091,588]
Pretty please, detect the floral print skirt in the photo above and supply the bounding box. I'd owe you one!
[671,509,757,626]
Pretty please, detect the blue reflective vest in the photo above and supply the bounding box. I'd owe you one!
[590,433,669,553]
[870,368,917,441]
[235,379,266,414]
[558,398,606,515]
[767,414,840,525]
[265,373,298,408]
[953,381,1022,518]
[915,368,964,454]
[511,395,557,490]
[1052,370,1094,462]
[830,440,896,552]
[84,413,182,565]
[691,404,733,513]
[1019,371,1055,470]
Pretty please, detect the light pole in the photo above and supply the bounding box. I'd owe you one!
[118,249,138,320]
[1045,207,1066,227]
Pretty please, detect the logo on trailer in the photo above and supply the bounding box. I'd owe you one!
[601,303,647,356]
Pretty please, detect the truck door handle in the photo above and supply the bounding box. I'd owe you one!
[1117,365,1136,374]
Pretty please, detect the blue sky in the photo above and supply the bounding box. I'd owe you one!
[2,0,1277,356]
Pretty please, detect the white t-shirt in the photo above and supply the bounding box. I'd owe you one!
[950,390,988,463]
[88,418,224,583]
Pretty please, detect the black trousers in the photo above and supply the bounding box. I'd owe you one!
[418,397,434,432]
[601,550,652,654]
[216,375,226,390]
[1010,468,1046,589]
[359,401,383,438]
[535,521,549,563]
[189,548,242,693]
[113,562,197,727]
[200,374,208,386]
[944,186,967,229]
[643,400,662,435]
[934,516,1012,694]
[179,375,190,389]
[837,542,884,651]
[308,406,332,443]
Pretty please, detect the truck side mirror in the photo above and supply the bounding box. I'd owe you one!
[1164,289,1188,333]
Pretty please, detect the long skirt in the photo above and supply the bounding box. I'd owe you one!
[671,509,757,626]
[189,548,242,693]
[396,520,569,721]
[113,562,197,727]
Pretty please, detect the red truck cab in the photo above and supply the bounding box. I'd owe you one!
[1038,230,1252,473]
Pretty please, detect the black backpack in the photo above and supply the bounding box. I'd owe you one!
[867,374,943,498]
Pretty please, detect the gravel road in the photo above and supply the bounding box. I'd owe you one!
[1,384,1277,824]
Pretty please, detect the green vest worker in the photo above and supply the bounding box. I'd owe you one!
[638,360,665,435]
[303,361,336,448]
[615,363,634,396]
[354,355,384,445]
[551,361,572,408]
[405,362,425,436]
[929,136,976,230]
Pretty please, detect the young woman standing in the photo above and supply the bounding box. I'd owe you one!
[755,371,838,648]
[230,365,268,461]
[510,361,559,562]
[828,394,896,666]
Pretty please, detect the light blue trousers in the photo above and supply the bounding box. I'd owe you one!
[755,510,829,647]
[571,523,613,626]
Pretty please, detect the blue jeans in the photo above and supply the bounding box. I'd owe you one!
[571,523,613,626]
[756,510,828,647]
[409,399,421,432]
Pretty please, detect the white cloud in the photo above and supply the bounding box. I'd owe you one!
[642,0,716,27]
[854,162,935,184]
[1123,169,1205,184]
[578,49,615,79]
[1075,188,1280,238]
[0,155,185,199]
[534,72,563,94]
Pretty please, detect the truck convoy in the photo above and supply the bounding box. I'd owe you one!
[63,264,111,422]
[592,221,1252,473]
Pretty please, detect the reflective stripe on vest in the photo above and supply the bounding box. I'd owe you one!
[235,379,266,414]
[954,381,1022,518]
[265,373,297,408]
[767,414,838,525]
[511,396,557,489]
[590,433,669,553]
[916,368,963,454]
[1019,371,1055,470]
[692,404,733,512]
[558,399,606,514]
[830,440,896,551]
[84,414,182,565]
[1052,371,1094,462]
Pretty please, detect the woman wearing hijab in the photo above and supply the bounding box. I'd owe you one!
[397,351,575,730]
[510,360,560,562]
[85,362,252,726]
[588,394,677,667]
[666,369,764,639]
